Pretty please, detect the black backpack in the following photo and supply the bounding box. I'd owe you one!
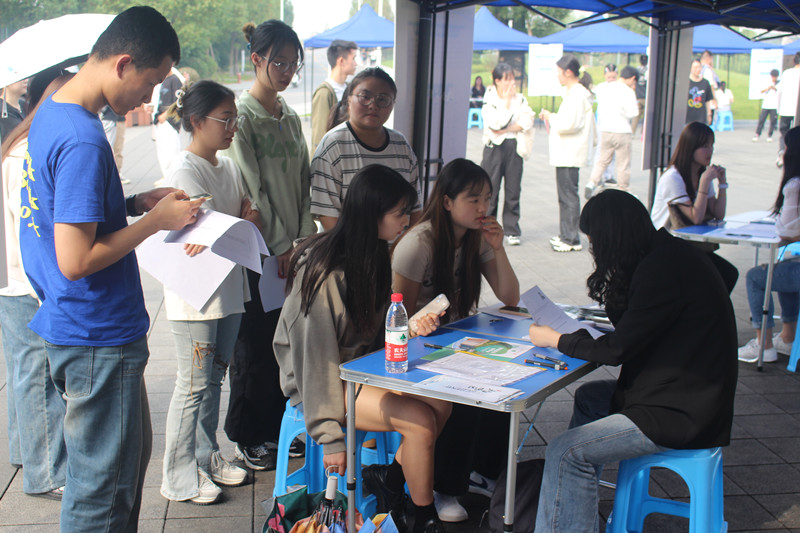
[488,459,545,533]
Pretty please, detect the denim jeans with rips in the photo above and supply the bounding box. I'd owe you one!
[0,294,67,493]
[45,336,151,533]
[160,315,240,500]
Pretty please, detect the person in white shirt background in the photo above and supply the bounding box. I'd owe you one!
[585,65,640,198]
[777,52,800,167]
[715,81,734,113]
[754,69,780,143]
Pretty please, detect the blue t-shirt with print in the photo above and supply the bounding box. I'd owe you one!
[19,96,149,346]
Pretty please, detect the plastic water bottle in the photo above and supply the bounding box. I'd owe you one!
[385,293,409,373]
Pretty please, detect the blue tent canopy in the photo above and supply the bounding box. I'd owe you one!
[692,24,780,54]
[537,21,648,53]
[783,39,800,53]
[303,4,394,49]
[473,7,541,50]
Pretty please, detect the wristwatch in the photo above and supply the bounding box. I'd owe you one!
[125,194,143,217]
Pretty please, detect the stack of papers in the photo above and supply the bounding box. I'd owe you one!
[416,375,523,403]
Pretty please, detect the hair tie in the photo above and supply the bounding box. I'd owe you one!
[246,42,251,51]
[175,88,185,109]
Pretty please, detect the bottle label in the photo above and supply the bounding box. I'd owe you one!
[385,329,409,362]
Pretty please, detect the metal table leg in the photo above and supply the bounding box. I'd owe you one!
[503,411,520,532]
[346,381,356,532]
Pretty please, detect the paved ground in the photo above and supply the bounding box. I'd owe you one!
[1,110,800,532]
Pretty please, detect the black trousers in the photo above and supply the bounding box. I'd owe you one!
[481,139,523,237]
[433,403,510,496]
[755,108,777,137]
[780,115,795,153]
[224,269,287,446]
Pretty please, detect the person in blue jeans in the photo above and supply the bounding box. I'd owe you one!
[738,126,800,364]
[1,70,71,499]
[529,190,737,533]
[19,7,203,531]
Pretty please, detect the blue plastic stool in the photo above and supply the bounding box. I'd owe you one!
[608,447,727,533]
[788,337,800,372]
[467,108,483,129]
[715,110,734,131]
[273,401,397,517]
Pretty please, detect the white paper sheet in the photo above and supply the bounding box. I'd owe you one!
[520,286,603,339]
[416,375,524,403]
[477,302,531,321]
[137,231,236,311]
[258,255,287,313]
[137,209,269,311]
[164,208,269,272]
[418,352,542,385]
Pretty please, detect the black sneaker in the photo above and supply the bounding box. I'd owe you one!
[234,443,276,471]
[363,464,406,512]
[289,437,305,458]
[407,514,446,533]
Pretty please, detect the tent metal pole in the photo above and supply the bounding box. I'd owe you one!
[424,8,438,202]
[412,2,434,198]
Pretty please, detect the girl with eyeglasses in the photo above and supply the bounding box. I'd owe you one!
[222,20,317,472]
[160,80,261,505]
[311,67,423,231]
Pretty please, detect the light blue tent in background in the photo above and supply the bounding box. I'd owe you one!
[537,21,648,53]
[303,4,394,49]
[691,24,780,54]
[472,7,542,50]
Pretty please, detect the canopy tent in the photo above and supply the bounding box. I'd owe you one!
[472,7,541,50]
[537,20,648,53]
[784,40,800,53]
[303,4,394,49]
[692,24,780,54]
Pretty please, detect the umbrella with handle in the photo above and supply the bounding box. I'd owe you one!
[0,13,116,89]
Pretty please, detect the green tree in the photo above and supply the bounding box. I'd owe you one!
[349,0,394,21]
[486,6,575,37]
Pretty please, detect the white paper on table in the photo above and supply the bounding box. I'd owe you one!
[418,352,543,385]
[520,286,603,339]
[164,208,269,272]
[478,302,531,321]
[258,255,287,313]
[137,231,237,311]
[715,223,778,240]
[416,375,524,403]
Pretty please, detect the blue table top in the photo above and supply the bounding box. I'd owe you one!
[340,315,598,412]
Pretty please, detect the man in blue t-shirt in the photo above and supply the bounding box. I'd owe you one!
[19,7,204,531]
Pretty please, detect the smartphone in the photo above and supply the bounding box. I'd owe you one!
[190,193,213,201]
[498,305,531,318]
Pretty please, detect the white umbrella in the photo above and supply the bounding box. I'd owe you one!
[0,13,116,88]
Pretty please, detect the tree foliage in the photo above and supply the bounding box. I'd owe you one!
[0,0,293,78]
[350,0,394,21]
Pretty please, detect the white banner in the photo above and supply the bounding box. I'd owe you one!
[528,43,564,97]
[749,48,784,100]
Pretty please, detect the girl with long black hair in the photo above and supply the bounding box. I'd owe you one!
[275,165,450,533]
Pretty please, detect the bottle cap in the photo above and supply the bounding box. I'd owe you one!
[391,293,403,303]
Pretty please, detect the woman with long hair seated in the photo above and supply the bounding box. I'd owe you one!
[738,126,800,363]
[390,158,519,522]
[529,190,737,533]
[274,165,451,533]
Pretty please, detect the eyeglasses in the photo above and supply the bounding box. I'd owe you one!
[268,59,303,73]
[352,91,395,109]
[204,114,246,131]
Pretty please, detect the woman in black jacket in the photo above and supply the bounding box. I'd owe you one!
[529,190,737,533]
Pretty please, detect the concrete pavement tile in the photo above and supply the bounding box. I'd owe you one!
[754,494,800,528]
[725,464,800,495]
[736,394,788,415]
[765,393,800,414]
[529,400,574,422]
[136,519,166,533]
[735,414,800,438]
[724,494,787,530]
[760,437,800,463]
[139,486,169,520]
[738,375,800,395]
[724,438,783,465]
[0,490,61,524]
[162,516,253,532]
[0,525,60,532]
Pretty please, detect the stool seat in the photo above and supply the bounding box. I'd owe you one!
[467,108,483,129]
[608,447,727,533]
[788,336,800,372]
[714,110,734,132]
[273,401,399,517]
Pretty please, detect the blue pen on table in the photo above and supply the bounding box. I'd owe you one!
[524,357,568,371]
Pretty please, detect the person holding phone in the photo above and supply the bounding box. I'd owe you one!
[390,158,520,522]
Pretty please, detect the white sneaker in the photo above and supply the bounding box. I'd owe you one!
[584,183,597,200]
[468,471,496,498]
[209,450,247,486]
[738,338,778,363]
[433,492,468,522]
[505,235,521,246]
[752,136,759,142]
[772,334,794,355]
[767,137,774,143]
[190,468,222,505]
[552,239,582,252]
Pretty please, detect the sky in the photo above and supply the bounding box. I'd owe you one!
[292,0,359,40]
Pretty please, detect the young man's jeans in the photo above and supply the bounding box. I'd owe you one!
[45,336,151,533]
[0,294,67,493]
[746,261,800,329]
[535,380,664,533]
[161,315,240,500]
[555,167,581,246]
